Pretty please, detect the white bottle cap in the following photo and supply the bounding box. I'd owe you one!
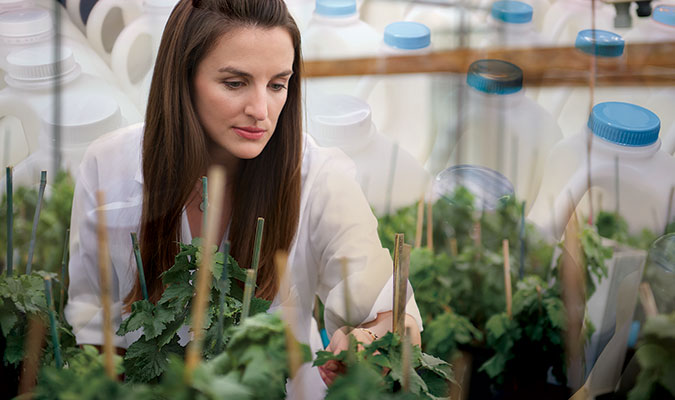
[5,45,81,88]
[0,8,53,42]
[308,94,373,150]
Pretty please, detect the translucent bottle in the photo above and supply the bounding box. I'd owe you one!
[307,93,430,215]
[541,0,616,45]
[0,7,118,88]
[284,0,315,32]
[478,0,550,32]
[528,102,675,240]
[85,0,142,64]
[0,46,140,171]
[480,1,547,48]
[428,59,563,207]
[404,0,484,50]
[355,21,433,164]
[537,29,652,138]
[109,0,179,113]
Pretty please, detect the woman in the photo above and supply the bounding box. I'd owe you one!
[65,0,422,396]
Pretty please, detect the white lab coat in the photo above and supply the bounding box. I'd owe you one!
[64,123,422,399]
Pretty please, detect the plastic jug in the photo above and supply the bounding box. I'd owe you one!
[625,5,675,155]
[358,0,408,33]
[355,21,434,164]
[479,0,550,32]
[0,8,118,88]
[538,30,653,138]
[541,0,616,45]
[302,0,379,60]
[404,1,484,50]
[285,0,315,32]
[109,0,179,113]
[307,93,430,215]
[0,45,141,170]
[85,0,142,64]
[479,1,547,48]
[61,0,99,33]
[528,102,675,240]
[428,59,563,207]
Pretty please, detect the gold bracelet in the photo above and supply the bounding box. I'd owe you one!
[359,328,379,341]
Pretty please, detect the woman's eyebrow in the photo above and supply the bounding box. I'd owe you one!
[217,66,293,79]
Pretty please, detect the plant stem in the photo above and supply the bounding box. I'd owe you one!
[18,316,46,395]
[241,269,256,321]
[519,200,526,280]
[186,167,225,377]
[26,171,47,275]
[130,232,148,301]
[58,229,70,319]
[503,239,512,318]
[6,166,13,276]
[215,240,231,354]
[251,217,265,275]
[96,191,115,380]
[44,277,63,368]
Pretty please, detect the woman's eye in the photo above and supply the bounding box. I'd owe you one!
[224,81,244,89]
[269,83,287,92]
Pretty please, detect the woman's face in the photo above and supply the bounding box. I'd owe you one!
[193,26,295,165]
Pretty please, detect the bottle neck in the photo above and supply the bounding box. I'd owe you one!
[588,127,662,159]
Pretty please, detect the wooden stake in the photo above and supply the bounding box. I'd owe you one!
[58,228,70,319]
[96,191,115,380]
[401,326,412,393]
[241,269,256,321]
[639,282,658,318]
[6,166,13,276]
[415,197,424,248]
[186,166,225,375]
[18,316,46,396]
[130,232,148,301]
[274,251,303,382]
[502,240,512,318]
[393,234,410,336]
[426,201,433,251]
[26,171,47,275]
[450,238,458,257]
[44,277,62,368]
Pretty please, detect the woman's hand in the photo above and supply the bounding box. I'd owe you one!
[317,312,421,386]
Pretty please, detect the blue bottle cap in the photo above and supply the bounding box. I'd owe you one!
[466,59,523,95]
[315,0,356,17]
[575,29,624,57]
[491,1,533,24]
[653,5,675,27]
[587,102,660,146]
[384,21,431,50]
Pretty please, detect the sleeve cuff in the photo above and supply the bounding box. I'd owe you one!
[65,298,128,349]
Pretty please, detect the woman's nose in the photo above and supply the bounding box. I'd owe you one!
[244,86,268,121]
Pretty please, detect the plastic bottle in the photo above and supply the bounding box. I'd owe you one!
[85,0,142,64]
[0,46,140,172]
[355,21,434,164]
[0,0,91,46]
[307,93,430,215]
[541,0,616,45]
[480,1,547,48]
[404,1,484,50]
[0,7,118,88]
[302,0,379,60]
[537,29,652,138]
[479,0,550,32]
[109,0,179,113]
[428,59,563,208]
[528,102,675,240]
[358,0,408,33]
[285,0,315,32]
[625,5,675,155]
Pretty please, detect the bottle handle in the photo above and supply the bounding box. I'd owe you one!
[66,0,86,33]
[110,19,153,96]
[85,0,142,64]
[0,95,43,156]
[545,8,574,44]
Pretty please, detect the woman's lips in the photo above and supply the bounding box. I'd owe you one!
[233,126,265,140]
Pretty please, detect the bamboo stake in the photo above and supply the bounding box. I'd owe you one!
[401,326,412,393]
[130,233,148,301]
[241,269,256,321]
[665,186,674,235]
[393,235,411,336]
[96,191,115,380]
[6,166,13,276]
[639,282,658,318]
[215,240,231,354]
[58,228,70,319]
[502,240,512,318]
[450,238,458,257]
[44,277,62,368]
[251,217,265,274]
[26,171,47,275]
[426,200,433,251]
[274,251,303,381]
[415,197,424,248]
[18,316,46,396]
[186,166,225,375]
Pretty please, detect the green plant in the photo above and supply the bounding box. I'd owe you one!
[628,312,675,400]
[118,239,270,383]
[314,332,454,399]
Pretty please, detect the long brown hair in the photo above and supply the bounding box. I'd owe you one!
[124,0,303,310]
